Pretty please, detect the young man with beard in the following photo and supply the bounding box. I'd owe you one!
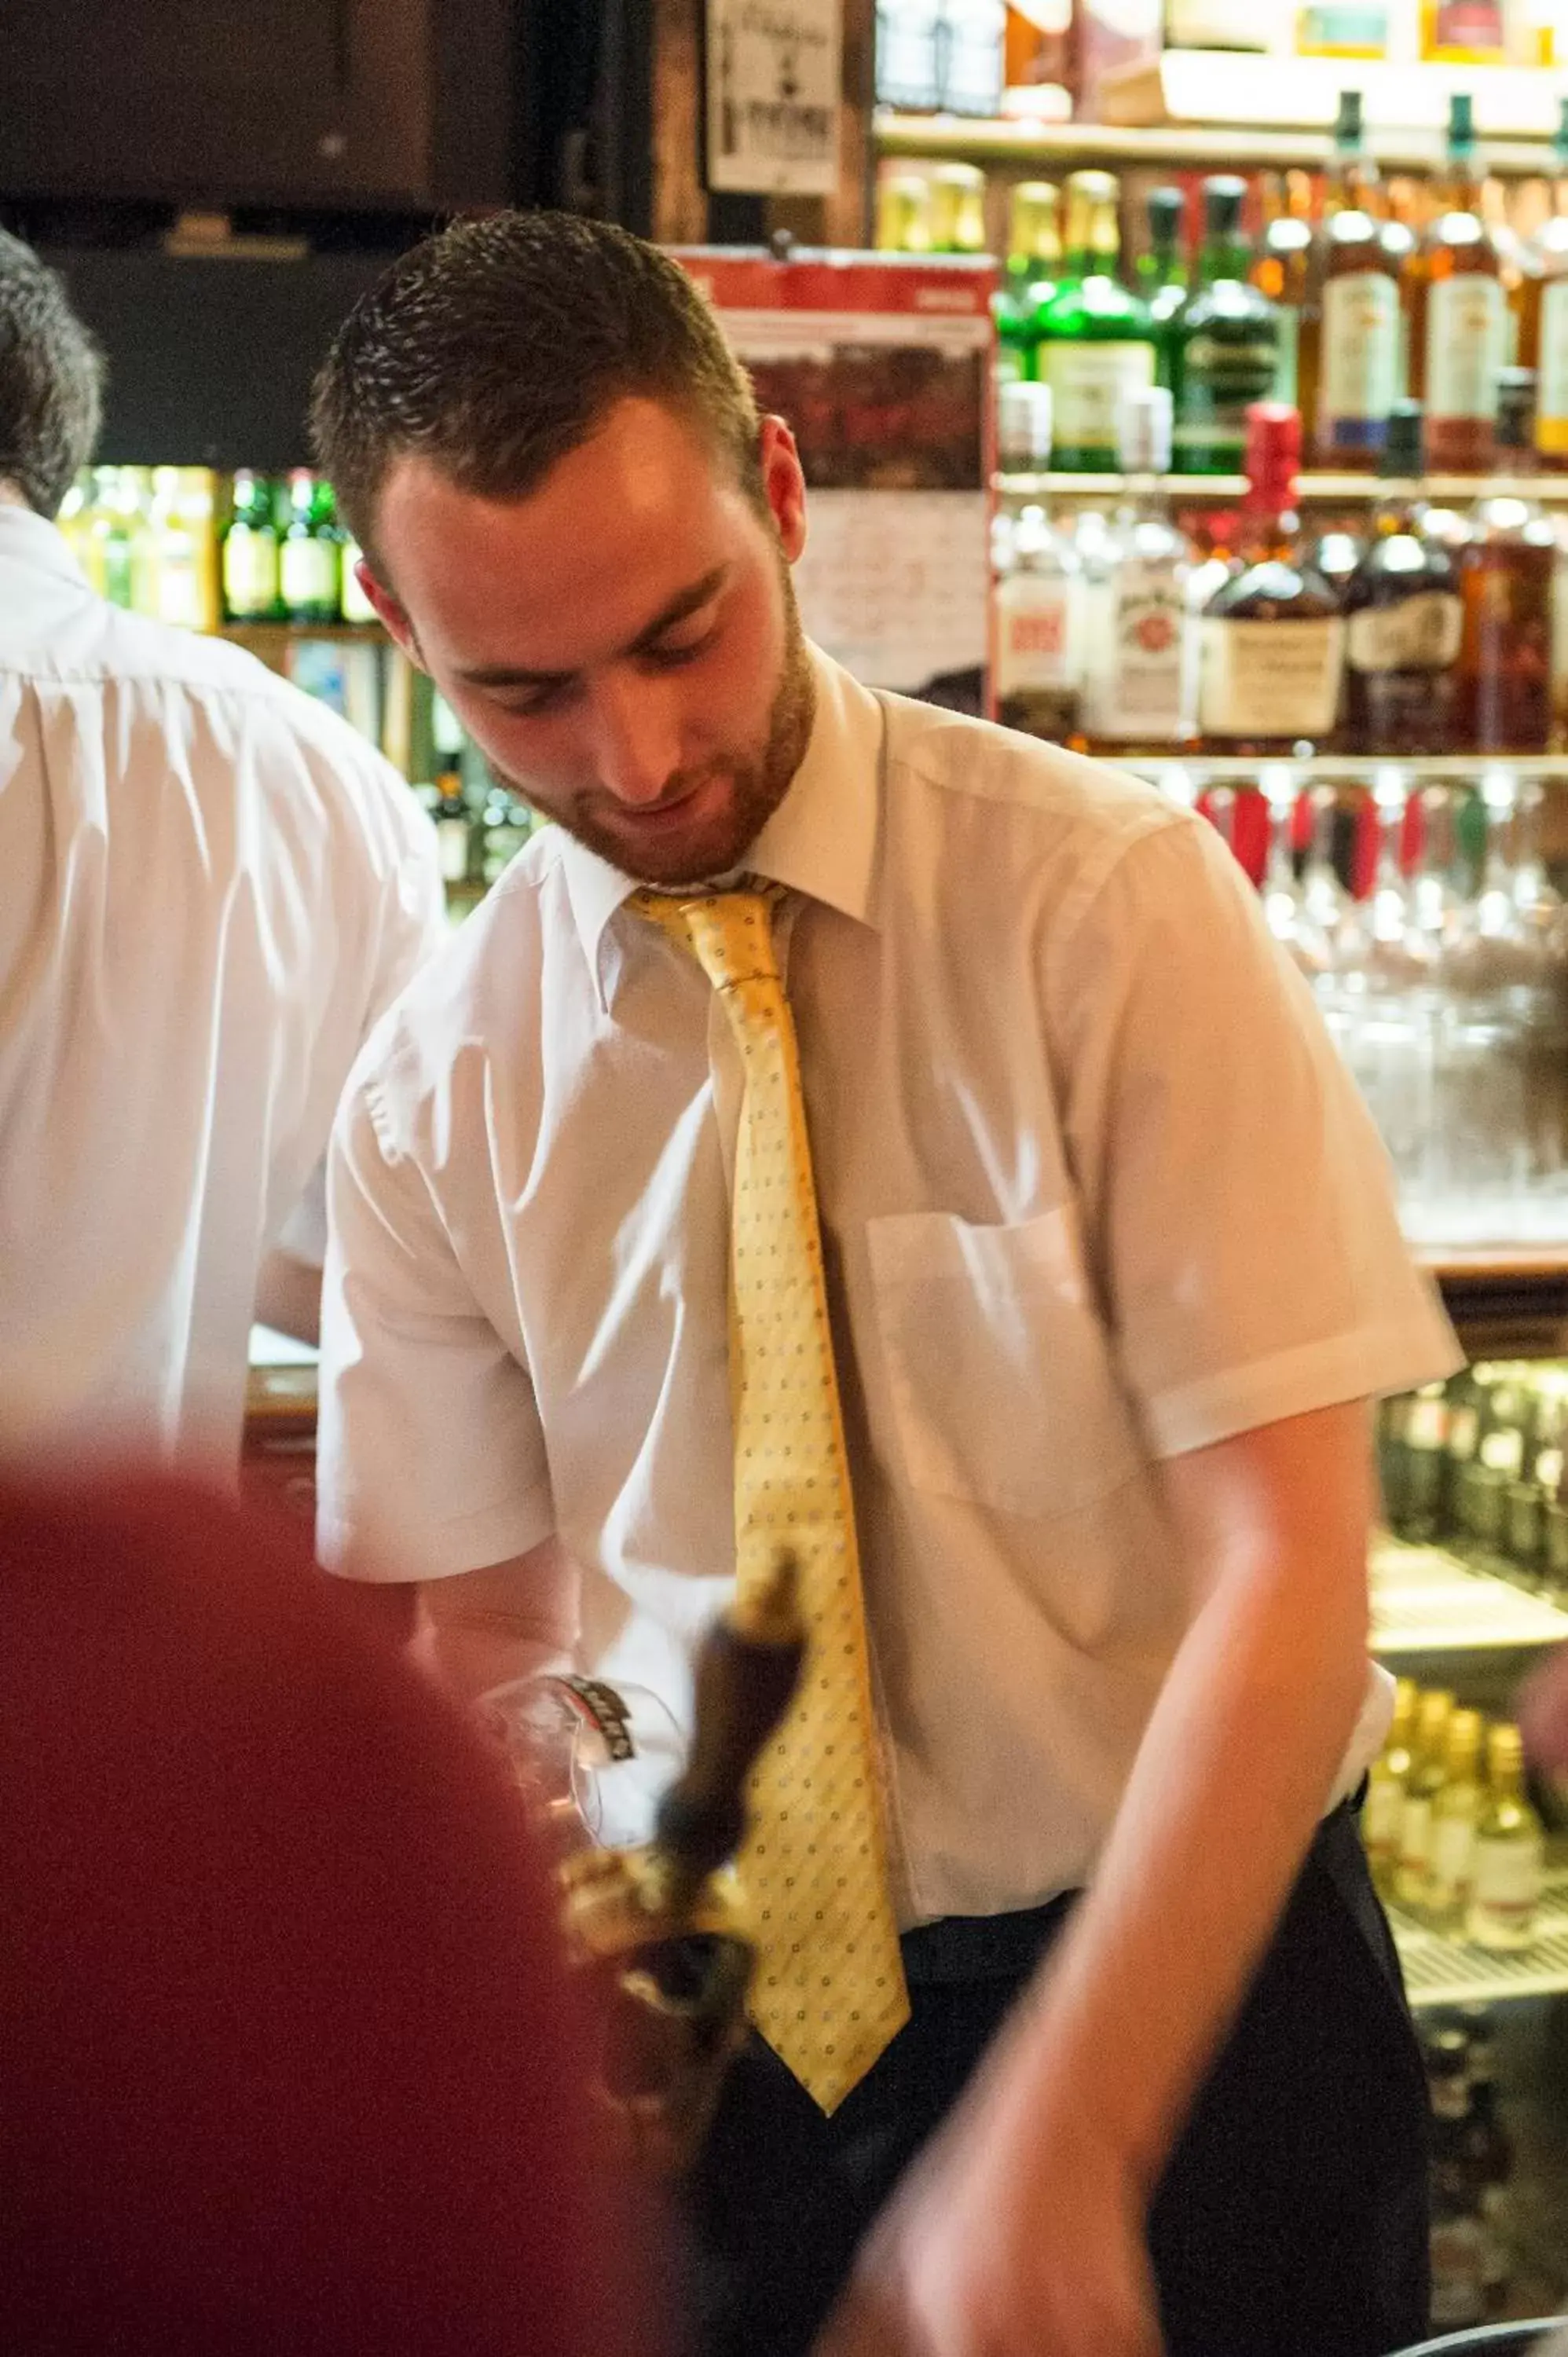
[311,211,1460,2357]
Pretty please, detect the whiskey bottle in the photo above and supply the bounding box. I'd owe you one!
[1456,368,1555,753]
[1317,90,1402,467]
[1393,1684,1455,1907]
[994,181,1062,387]
[1522,97,1568,465]
[1467,1723,1545,1949]
[1197,402,1345,754]
[1079,387,1199,750]
[993,488,1085,742]
[1406,93,1508,474]
[1339,401,1462,753]
[1423,1706,1486,1926]
[1171,176,1283,475]
[1035,172,1157,471]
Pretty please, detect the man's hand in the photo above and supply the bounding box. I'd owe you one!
[816,2044,1161,2357]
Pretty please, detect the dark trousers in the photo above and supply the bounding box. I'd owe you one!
[683,1805,1430,2357]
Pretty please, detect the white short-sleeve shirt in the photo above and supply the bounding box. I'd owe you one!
[317,645,1461,1922]
[0,505,445,1473]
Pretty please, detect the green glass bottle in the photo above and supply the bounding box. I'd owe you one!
[220,469,280,622]
[279,469,342,625]
[1170,175,1283,475]
[994,180,1062,387]
[1035,170,1156,472]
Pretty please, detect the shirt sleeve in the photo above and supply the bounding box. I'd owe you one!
[316,1062,556,1582]
[368,766,448,1018]
[1046,812,1464,1459]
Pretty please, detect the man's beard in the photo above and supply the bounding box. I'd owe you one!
[487,569,816,887]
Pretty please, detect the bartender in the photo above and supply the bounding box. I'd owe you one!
[311,209,1460,2357]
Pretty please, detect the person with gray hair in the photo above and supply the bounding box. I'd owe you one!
[0,230,443,1473]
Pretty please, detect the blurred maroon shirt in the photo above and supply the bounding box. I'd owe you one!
[0,1468,661,2357]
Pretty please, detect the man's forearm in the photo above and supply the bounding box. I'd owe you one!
[1004,1528,1368,2190]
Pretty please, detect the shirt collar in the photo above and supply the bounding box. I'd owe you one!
[0,503,86,585]
[559,642,885,1010]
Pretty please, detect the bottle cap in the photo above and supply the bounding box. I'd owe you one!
[1450,92,1476,156]
[1379,399,1425,478]
[1243,401,1302,508]
[1116,384,1173,475]
[1334,89,1365,150]
[1202,174,1247,236]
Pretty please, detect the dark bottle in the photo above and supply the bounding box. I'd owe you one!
[1138,185,1190,384]
[1171,176,1283,476]
[1456,367,1555,753]
[1459,2010,1515,2314]
[1340,401,1463,753]
[1317,90,1403,467]
[1197,402,1345,755]
[1427,2027,1488,2332]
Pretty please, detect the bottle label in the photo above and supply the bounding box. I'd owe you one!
[1428,1812,1478,1905]
[222,530,278,618]
[1427,277,1508,423]
[1538,278,1568,453]
[1198,616,1345,738]
[1173,333,1281,461]
[1039,340,1155,450]
[1081,560,1196,739]
[280,539,339,614]
[1320,273,1401,442]
[1346,591,1464,673]
[995,574,1083,691]
[1470,1829,1544,1926]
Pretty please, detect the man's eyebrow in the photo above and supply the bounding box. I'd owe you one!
[455,566,730,691]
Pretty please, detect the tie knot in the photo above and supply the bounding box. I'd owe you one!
[628,882,783,992]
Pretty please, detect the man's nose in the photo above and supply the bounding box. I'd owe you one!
[589,671,685,808]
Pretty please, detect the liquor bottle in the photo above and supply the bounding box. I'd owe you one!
[432,762,475,891]
[993,489,1086,741]
[928,160,988,255]
[1079,387,1200,750]
[1004,0,1075,89]
[1317,91,1403,466]
[1394,1382,1449,1541]
[1339,401,1462,752]
[279,470,342,626]
[1406,95,1508,474]
[1138,185,1189,322]
[1423,1706,1486,1924]
[1393,1684,1455,1906]
[1467,1723,1545,1948]
[1460,2009,1515,2314]
[875,170,936,255]
[1427,2028,1488,2333]
[875,0,943,106]
[1522,97,1568,465]
[221,469,280,624]
[1035,171,1157,471]
[1197,403,1345,754]
[339,534,380,626]
[1362,1676,1420,1895]
[83,467,134,610]
[1252,170,1316,419]
[995,180,1062,386]
[1456,369,1555,753]
[1170,177,1283,476]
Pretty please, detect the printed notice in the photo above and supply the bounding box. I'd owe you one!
[707,0,841,196]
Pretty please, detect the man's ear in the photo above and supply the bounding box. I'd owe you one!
[354,560,427,671]
[758,414,808,564]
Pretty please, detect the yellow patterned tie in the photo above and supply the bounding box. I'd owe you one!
[631,882,910,2113]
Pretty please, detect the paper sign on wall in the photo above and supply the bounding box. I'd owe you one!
[706,0,842,197]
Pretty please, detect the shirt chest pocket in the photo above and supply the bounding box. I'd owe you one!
[865,1206,1143,1522]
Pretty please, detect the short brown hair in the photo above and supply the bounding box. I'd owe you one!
[0,231,104,518]
[311,210,761,567]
